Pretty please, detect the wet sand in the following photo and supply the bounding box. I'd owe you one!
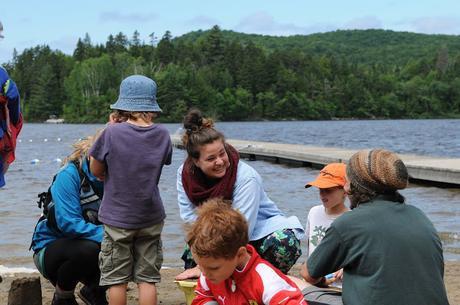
[1,262,459,304]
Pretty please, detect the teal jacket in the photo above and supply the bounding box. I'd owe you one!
[31,159,104,252]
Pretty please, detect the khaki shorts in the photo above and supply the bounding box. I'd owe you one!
[99,222,164,286]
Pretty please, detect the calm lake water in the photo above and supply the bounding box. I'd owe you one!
[0,120,459,269]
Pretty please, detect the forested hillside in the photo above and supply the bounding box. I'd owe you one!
[4,26,460,122]
[178,29,460,66]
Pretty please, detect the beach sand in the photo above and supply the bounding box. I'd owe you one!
[1,262,459,304]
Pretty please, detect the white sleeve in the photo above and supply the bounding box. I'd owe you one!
[232,175,262,238]
[177,165,197,223]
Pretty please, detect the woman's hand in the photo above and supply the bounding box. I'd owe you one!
[333,269,344,280]
[323,269,344,286]
[175,266,201,281]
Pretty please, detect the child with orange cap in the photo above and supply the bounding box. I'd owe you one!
[302,163,348,288]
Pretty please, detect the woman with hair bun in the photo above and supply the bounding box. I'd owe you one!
[175,108,305,280]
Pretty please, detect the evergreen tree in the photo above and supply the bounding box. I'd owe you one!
[157,31,175,65]
[202,25,225,65]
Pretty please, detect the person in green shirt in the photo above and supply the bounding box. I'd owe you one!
[301,149,449,305]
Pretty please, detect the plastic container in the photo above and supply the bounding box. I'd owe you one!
[175,280,197,305]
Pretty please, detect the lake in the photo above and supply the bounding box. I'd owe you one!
[0,119,459,269]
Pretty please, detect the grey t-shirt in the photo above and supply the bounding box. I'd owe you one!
[90,122,172,229]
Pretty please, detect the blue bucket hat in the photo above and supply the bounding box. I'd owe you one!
[110,75,162,112]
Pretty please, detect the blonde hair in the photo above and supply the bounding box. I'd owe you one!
[61,129,103,169]
[187,198,249,259]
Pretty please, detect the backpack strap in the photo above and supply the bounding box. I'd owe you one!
[72,158,103,198]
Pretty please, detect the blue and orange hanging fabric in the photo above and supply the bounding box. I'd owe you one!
[0,66,23,187]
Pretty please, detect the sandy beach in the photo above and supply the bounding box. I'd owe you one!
[1,262,459,305]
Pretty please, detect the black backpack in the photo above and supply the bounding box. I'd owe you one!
[36,160,103,231]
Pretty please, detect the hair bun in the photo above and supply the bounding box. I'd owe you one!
[183,108,215,133]
[183,109,203,133]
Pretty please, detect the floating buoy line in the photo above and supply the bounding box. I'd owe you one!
[13,137,80,166]
[18,137,67,143]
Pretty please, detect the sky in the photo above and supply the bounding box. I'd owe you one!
[1,0,460,63]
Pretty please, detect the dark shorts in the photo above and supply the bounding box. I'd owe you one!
[302,286,343,305]
[181,228,301,274]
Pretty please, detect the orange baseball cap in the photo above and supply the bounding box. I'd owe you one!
[305,163,347,189]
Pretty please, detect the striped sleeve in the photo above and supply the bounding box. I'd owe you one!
[192,275,218,305]
[255,263,307,305]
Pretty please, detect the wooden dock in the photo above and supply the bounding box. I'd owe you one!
[171,135,460,187]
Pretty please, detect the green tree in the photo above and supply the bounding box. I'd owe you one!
[64,55,115,122]
[157,31,175,65]
[201,25,225,65]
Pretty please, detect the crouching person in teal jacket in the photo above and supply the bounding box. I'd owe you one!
[31,131,107,305]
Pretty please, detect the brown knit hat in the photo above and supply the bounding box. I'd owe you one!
[347,149,408,194]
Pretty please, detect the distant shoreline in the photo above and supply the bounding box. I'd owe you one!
[21,116,460,124]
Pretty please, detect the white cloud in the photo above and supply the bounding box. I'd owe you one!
[343,16,383,30]
[0,35,79,63]
[410,16,460,34]
[233,11,342,36]
[49,35,79,55]
[185,15,220,28]
[234,11,307,35]
[99,11,157,23]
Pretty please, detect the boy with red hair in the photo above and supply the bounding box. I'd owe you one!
[188,198,308,305]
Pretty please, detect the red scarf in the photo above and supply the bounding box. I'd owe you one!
[182,144,239,206]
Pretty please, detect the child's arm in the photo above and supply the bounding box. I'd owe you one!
[88,127,110,181]
[89,156,106,181]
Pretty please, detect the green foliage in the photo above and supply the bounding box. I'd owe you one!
[5,28,460,122]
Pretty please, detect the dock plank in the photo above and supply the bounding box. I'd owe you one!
[171,135,460,186]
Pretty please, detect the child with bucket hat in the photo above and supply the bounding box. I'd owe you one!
[89,75,172,305]
[303,163,349,288]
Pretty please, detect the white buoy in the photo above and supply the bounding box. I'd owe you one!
[44,138,48,142]
[30,159,40,164]
[54,158,62,163]
[18,139,22,143]
[57,138,62,142]
[29,139,33,142]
